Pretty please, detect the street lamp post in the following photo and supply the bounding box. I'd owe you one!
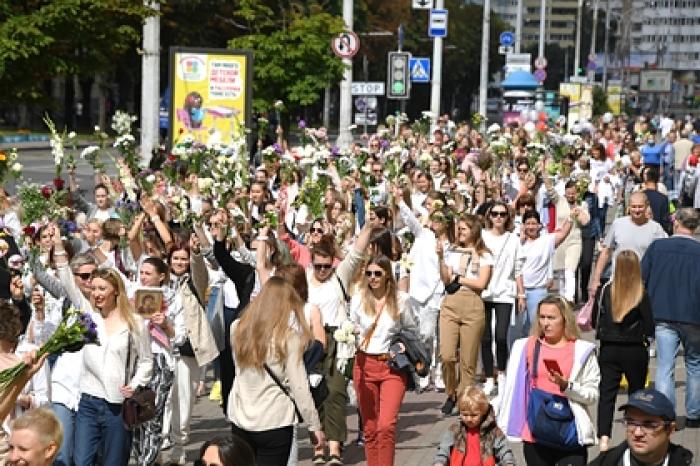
[430,0,445,133]
[479,0,491,129]
[337,0,354,148]
[574,0,583,76]
[140,0,160,166]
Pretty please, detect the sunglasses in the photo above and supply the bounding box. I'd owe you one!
[490,211,508,218]
[74,272,93,281]
[311,227,324,234]
[365,270,384,278]
[313,263,333,271]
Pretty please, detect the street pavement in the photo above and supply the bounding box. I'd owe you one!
[181,340,699,465]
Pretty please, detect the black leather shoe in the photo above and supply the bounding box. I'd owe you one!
[441,397,456,416]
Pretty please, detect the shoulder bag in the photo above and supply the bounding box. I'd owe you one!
[526,339,580,450]
[121,334,157,430]
[263,363,305,423]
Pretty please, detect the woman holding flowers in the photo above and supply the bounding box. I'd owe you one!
[52,224,153,466]
[350,254,419,466]
[132,257,186,466]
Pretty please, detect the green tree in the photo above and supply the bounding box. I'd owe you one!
[228,1,346,113]
[0,0,154,105]
[592,84,610,116]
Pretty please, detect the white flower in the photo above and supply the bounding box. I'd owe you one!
[421,111,435,119]
[171,195,181,204]
[487,123,501,134]
[347,124,358,131]
[11,163,22,173]
[80,146,100,159]
[146,174,156,183]
[94,125,101,132]
[67,131,76,139]
[111,110,138,136]
[341,321,355,333]
[274,100,284,110]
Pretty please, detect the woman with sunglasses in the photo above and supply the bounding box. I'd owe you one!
[132,257,186,466]
[53,225,153,466]
[350,254,419,466]
[307,223,371,465]
[162,236,218,465]
[436,214,493,416]
[480,202,525,397]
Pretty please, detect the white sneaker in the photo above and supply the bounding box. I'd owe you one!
[482,378,496,397]
[419,375,431,390]
[434,374,445,392]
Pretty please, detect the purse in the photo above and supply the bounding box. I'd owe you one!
[121,334,157,430]
[526,339,579,450]
[263,364,305,423]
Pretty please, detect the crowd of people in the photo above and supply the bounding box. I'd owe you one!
[0,109,698,466]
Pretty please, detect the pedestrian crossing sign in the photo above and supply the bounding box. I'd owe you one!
[409,57,430,83]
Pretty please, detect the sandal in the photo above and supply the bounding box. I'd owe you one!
[328,454,343,465]
[312,454,326,464]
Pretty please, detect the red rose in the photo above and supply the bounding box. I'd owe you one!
[22,226,35,237]
[167,154,177,162]
[53,178,65,190]
[41,185,53,199]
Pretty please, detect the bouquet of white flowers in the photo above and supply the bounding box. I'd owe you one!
[333,320,357,378]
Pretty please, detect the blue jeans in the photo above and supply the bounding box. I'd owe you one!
[52,403,76,466]
[73,394,132,466]
[655,322,700,420]
[509,287,548,346]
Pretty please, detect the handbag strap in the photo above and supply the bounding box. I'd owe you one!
[359,301,386,351]
[530,338,542,386]
[263,363,304,423]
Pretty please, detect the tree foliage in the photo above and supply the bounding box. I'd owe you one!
[228,0,346,112]
[0,0,154,104]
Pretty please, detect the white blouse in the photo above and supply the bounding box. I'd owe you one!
[350,291,418,354]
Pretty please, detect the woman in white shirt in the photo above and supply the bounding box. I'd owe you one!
[132,257,186,466]
[73,268,153,466]
[350,254,418,466]
[436,214,493,416]
[514,210,574,343]
[480,202,525,397]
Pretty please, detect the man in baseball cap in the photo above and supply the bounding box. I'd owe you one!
[589,388,694,466]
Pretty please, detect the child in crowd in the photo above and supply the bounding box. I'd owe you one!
[433,386,515,466]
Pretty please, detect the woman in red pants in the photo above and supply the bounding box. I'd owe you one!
[350,254,419,466]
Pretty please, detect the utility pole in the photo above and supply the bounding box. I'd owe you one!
[336,0,354,148]
[538,0,546,61]
[574,0,583,76]
[479,0,491,129]
[430,0,445,133]
[602,0,610,88]
[515,0,523,52]
[588,0,599,82]
[140,0,159,166]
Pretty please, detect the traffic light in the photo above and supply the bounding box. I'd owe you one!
[387,51,411,100]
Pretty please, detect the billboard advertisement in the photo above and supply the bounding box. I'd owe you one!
[169,47,253,147]
[607,80,623,115]
[559,83,581,127]
[639,70,672,93]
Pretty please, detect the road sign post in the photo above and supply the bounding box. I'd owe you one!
[331,31,360,59]
[412,0,433,8]
[429,9,448,38]
[409,58,431,83]
[499,31,515,46]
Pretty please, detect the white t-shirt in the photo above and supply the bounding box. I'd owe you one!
[350,292,414,354]
[521,234,556,288]
[443,248,494,280]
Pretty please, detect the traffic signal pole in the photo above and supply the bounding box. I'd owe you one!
[337,0,354,147]
[430,0,444,133]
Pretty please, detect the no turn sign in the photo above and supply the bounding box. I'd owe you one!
[331,31,360,59]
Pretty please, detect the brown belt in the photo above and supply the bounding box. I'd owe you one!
[360,351,390,361]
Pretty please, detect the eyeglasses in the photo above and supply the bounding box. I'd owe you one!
[490,211,508,218]
[622,418,670,434]
[365,270,384,278]
[313,263,333,271]
[311,227,324,234]
[74,272,93,281]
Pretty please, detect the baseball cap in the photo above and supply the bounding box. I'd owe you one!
[619,388,676,421]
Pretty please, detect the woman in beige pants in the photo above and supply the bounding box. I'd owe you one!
[437,214,493,416]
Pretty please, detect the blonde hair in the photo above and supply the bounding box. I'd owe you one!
[360,254,400,321]
[611,250,644,322]
[457,385,490,415]
[531,294,580,341]
[11,407,63,451]
[90,268,140,334]
[233,277,312,369]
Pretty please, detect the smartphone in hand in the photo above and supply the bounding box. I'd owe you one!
[543,358,562,375]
